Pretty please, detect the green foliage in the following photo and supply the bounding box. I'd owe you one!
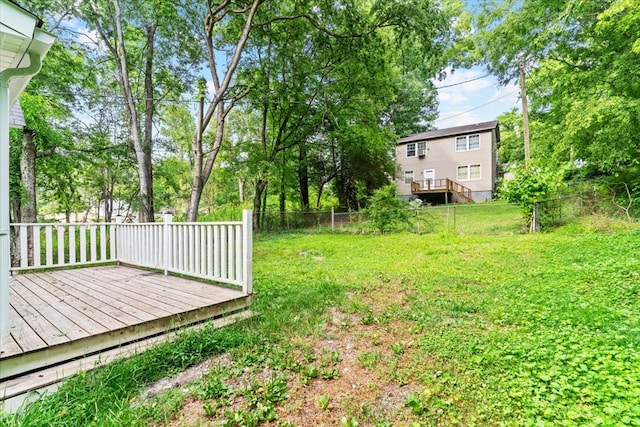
[499,163,564,227]
[317,394,330,411]
[365,184,411,233]
[496,108,524,165]
[475,0,640,184]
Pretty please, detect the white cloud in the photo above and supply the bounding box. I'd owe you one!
[437,91,468,105]
[488,83,520,105]
[435,66,522,126]
[434,67,493,93]
[435,110,485,128]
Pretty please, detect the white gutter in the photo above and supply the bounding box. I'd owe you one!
[0,52,43,337]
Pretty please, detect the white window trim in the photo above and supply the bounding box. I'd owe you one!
[457,164,482,181]
[455,134,481,152]
[417,141,427,157]
[404,170,414,185]
[406,143,416,157]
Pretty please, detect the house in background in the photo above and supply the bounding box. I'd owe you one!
[395,120,500,203]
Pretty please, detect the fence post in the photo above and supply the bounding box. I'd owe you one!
[531,203,539,232]
[242,210,253,295]
[453,204,457,231]
[331,207,335,230]
[163,213,173,275]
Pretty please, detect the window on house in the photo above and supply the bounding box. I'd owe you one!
[457,164,482,181]
[457,165,468,181]
[455,134,481,151]
[469,134,480,150]
[404,170,414,185]
[417,141,427,156]
[469,164,481,179]
[406,143,416,157]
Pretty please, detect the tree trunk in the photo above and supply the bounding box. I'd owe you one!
[104,0,155,222]
[238,177,245,202]
[253,179,268,230]
[21,129,36,264]
[279,153,286,227]
[298,140,310,210]
[9,192,21,268]
[186,0,261,221]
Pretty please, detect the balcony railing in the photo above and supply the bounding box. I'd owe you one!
[9,210,253,294]
[410,178,473,202]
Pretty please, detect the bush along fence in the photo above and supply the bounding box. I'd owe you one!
[9,210,253,294]
[532,191,621,231]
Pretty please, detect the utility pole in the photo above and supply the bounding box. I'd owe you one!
[519,61,531,161]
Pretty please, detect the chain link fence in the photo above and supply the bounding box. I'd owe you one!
[256,203,527,234]
[256,193,637,235]
[534,190,637,230]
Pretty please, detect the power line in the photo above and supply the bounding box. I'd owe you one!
[435,88,519,124]
[434,73,491,90]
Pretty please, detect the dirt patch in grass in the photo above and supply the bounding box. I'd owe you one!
[142,286,428,426]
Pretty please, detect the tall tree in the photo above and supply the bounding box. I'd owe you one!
[239,0,456,224]
[474,0,640,174]
[185,0,262,221]
[77,0,202,221]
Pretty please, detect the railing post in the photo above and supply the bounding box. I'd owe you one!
[115,215,122,263]
[163,213,173,275]
[242,209,253,295]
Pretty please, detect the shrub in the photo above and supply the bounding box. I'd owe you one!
[499,162,564,230]
[365,184,410,233]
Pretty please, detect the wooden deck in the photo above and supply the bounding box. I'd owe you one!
[0,265,251,403]
[411,178,474,203]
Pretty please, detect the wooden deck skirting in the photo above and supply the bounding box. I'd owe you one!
[0,265,251,388]
[410,178,474,202]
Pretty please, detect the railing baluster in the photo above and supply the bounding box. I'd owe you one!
[57,225,65,265]
[110,223,116,261]
[19,225,28,268]
[172,224,178,271]
[188,225,195,273]
[220,225,227,279]
[69,225,76,264]
[235,224,242,282]
[100,225,107,261]
[207,225,213,277]
[90,225,97,262]
[33,225,41,267]
[194,226,201,274]
[227,225,234,281]
[214,225,220,278]
[80,225,87,263]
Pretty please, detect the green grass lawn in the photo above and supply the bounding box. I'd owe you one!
[3,216,640,426]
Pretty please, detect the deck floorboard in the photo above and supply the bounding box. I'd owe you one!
[1,265,249,385]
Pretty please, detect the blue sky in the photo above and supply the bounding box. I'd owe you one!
[433,66,520,129]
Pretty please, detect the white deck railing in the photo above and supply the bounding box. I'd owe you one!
[9,210,253,294]
[9,223,116,270]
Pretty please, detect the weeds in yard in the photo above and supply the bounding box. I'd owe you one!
[317,394,330,411]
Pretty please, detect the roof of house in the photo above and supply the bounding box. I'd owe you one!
[398,120,500,144]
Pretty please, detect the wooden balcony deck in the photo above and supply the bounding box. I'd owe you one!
[410,178,474,203]
[0,265,251,406]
